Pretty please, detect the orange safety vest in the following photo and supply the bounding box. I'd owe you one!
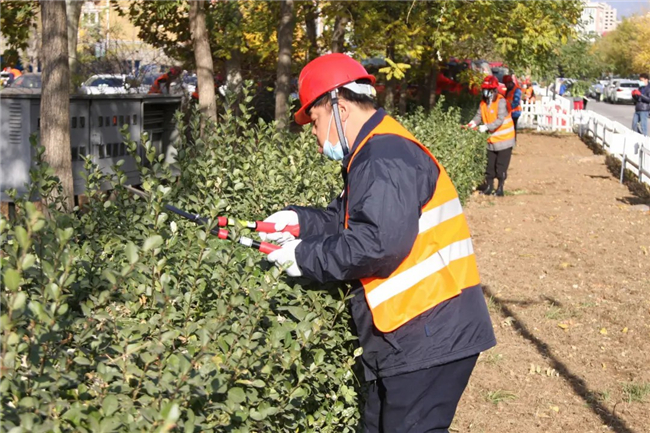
[148,73,170,94]
[505,85,522,113]
[480,94,516,145]
[344,116,481,333]
[524,87,535,101]
[9,68,22,79]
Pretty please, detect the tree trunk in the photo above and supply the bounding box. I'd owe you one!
[304,1,318,61]
[428,62,439,109]
[40,0,73,211]
[225,49,242,97]
[398,76,408,115]
[331,15,348,53]
[189,0,217,124]
[384,44,396,113]
[65,0,83,90]
[275,0,295,129]
[225,4,244,104]
[419,55,431,109]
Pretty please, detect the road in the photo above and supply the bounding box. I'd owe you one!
[585,99,635,128]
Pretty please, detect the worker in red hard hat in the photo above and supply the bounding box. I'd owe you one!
[148,66,182,94]
[262,53,495,432]
[522,79,536,104]
[466,75,516,196]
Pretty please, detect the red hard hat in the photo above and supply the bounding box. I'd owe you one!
[295,53,375,125]
[481,75,499,89]
[502,75,513,84]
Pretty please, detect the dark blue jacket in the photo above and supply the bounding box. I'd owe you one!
[289,109,496,380]
[634,85,650,112]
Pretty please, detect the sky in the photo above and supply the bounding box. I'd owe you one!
[605,0,650,17]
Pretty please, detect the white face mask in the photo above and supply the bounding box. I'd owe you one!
[322,111,347,161]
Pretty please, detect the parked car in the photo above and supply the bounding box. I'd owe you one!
[7,73,42,89]
[135,73,158,93]
[605,79,639,104]
[79,74,131,95]
[588,80,608,101]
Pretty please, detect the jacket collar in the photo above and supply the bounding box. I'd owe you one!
[342,108,387,167]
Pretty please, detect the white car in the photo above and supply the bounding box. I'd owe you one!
[606,79,639,104]
[79,74,132,95]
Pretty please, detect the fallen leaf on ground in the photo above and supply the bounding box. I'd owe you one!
[600,328,607,335]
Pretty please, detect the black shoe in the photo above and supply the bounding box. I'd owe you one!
[482,184,495,195]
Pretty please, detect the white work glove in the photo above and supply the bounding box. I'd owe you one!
[466,121,477,129]
[478,124,489,133]
[267,239,302,277]
[259,210,299,244]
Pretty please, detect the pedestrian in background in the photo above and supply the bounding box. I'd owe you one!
[503,75,522,132]
[262,53,496,433]
[466,76,516,197]
[632,73,649,136]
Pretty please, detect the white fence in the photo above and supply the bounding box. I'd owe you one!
[516,92,650,187]
[575,110,650,186]
[518,95,574,133]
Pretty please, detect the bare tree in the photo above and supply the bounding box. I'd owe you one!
[275,0,295,129]
[189,0,217,123]
[65,0,84,88]
[40,0,74,211]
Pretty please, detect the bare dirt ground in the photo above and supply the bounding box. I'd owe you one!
[454,132,650,433]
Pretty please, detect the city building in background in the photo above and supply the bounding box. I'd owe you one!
[580,1,620,35]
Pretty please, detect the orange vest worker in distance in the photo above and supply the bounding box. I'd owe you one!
[148,66,182,94]
[466,75,516,196]
[261,53,496,432]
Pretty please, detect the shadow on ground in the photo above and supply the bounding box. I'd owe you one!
[483,285,637,433]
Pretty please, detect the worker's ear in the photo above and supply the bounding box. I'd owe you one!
[336,98,351,122]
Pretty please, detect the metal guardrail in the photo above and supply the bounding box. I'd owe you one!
[575,110,650,187]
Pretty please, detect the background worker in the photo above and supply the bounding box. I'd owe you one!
[502,75,522,132]
[261,53,496,433]
[148,66,182,94]
[522,79,536,104]
[466,75,516,197]
[632,73,649,136]
[3,65,22,85]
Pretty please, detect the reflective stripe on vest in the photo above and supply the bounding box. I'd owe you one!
[506,86,522,113]
[344,116,481,333]
[480,94,515,145]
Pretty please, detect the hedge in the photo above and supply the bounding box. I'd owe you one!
[1,93,486,432]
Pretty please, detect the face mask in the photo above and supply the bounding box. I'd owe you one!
[322,111,347,161]
[482,89,493,100]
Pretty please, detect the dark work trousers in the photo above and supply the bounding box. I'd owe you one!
[486,147,513,183]
[512,116,519,137]
[363,355,478,433]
